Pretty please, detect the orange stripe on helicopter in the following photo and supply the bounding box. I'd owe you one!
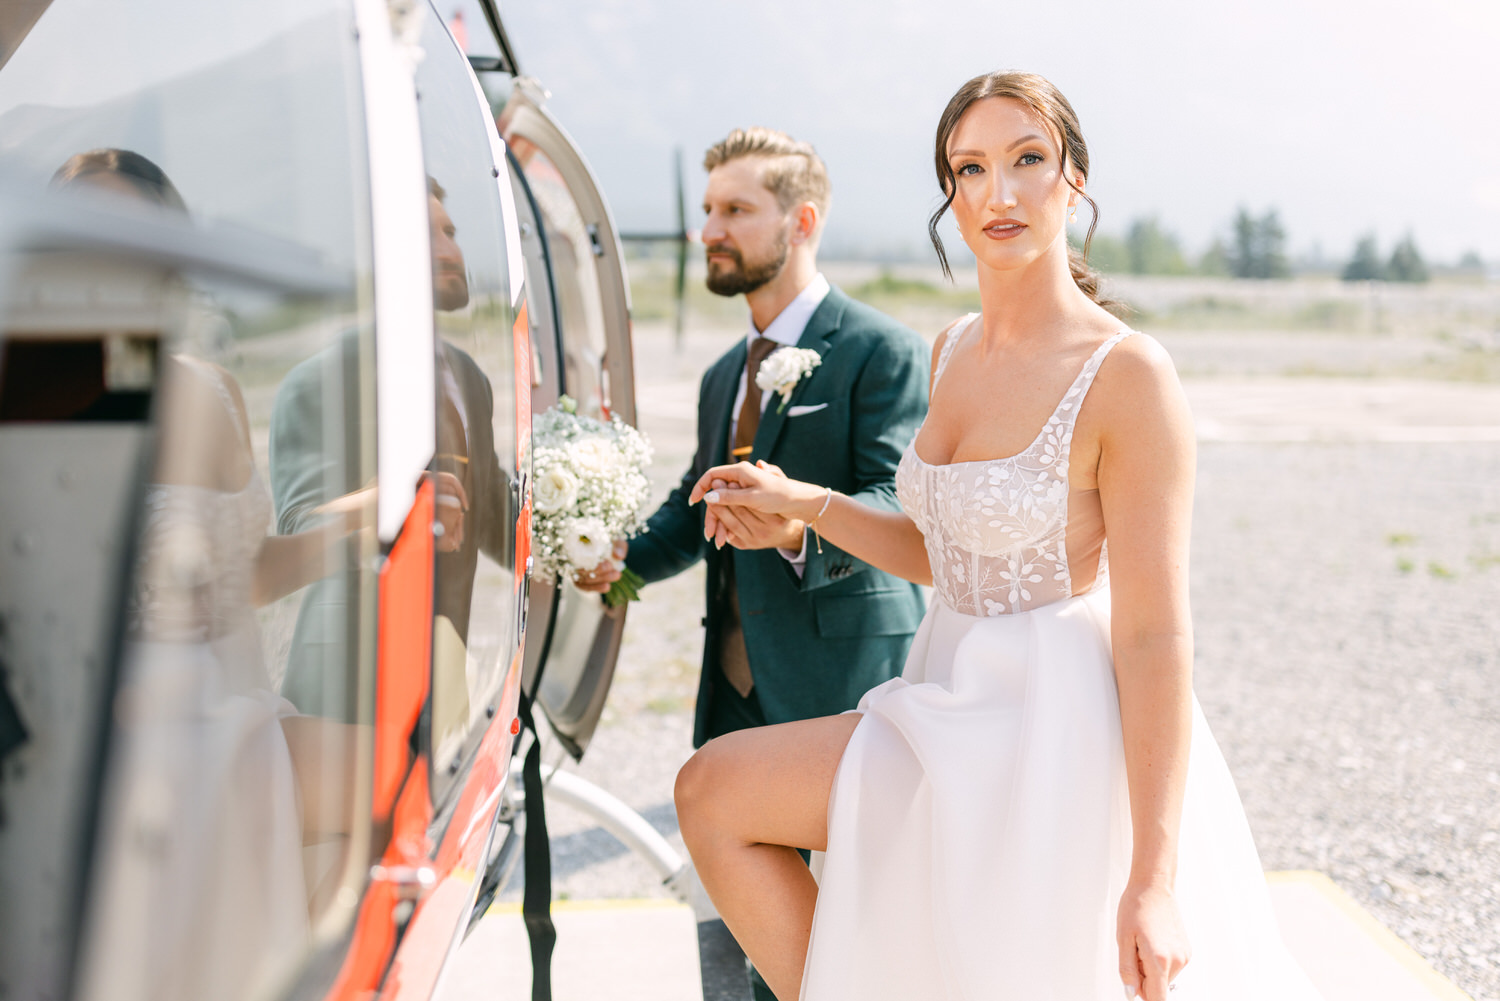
[324,481,438,1000]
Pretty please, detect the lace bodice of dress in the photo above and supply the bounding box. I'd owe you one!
[128,361,272,645]
[896,315,1133,616]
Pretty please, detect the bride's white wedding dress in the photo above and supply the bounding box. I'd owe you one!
[799,316,1321,1000]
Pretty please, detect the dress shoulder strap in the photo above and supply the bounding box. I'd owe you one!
[1054,330,1135,438]
[172,353,256,454]
[932,313,979,387]
[1076,330,1134,394]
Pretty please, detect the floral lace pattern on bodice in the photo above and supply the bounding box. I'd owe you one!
[897,316,1133,616]
[127,361,272,645]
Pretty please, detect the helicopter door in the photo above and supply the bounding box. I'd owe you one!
[497,79,637,760]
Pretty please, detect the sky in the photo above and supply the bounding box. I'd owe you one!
[492,0,1500,266]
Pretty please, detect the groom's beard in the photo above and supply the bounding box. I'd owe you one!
[705,231,789,297]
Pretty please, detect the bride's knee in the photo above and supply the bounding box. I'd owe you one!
[675,738,735,840]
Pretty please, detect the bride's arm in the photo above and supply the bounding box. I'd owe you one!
[691,463,932,586]
[1092,335,1196,1001]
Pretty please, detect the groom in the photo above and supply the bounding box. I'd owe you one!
[586,127,928,752]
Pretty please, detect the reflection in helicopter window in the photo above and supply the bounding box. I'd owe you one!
[0,1,380,998]
[410,10,520,794]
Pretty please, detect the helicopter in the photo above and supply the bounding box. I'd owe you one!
[0,0,671,998]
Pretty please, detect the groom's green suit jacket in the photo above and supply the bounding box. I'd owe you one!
[627,286,930,747]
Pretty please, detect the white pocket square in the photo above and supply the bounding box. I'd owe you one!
[786,403,829,417]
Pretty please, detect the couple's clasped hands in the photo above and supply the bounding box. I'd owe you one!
[690,460,824,551]
[575,461,822,594]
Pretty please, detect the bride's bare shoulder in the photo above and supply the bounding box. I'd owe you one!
[1086,330,1191,433]
[931,312,974,353]
[1099,329,1179,385]
[928,313,977,388]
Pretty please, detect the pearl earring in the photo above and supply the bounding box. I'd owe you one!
[1069,206,1078,224]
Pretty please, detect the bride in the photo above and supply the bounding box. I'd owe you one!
[674,72,1322,1001]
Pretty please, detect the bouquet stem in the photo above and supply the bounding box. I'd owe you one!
[603,566,646,608]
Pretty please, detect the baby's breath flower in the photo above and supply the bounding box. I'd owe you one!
[529,400,653,603]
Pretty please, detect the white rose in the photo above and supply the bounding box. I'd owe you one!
[755,347,821,397]
[570,436,615,474]
[563,516,612,571]
[533,466,578,514]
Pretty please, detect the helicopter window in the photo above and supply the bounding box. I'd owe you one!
[411,7,521,805]
[0,1,379,999]
[437,0,504,68]
[504,134,613,422]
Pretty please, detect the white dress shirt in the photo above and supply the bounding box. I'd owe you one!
[725,272,830,570]
[726,272,830,441]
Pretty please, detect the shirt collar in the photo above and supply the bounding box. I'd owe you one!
[746,272,830,349]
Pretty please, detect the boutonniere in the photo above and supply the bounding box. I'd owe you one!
[756,347,822,413]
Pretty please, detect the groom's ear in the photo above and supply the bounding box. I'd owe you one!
[788,201,819,245]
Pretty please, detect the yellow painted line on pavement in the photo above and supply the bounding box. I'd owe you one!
[1268,871,1473,1001]
[484,898,688,916]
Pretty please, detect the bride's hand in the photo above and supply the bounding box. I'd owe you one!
[699,462,805,549]
[690,460,826,521]
[1117,879,1190,1000]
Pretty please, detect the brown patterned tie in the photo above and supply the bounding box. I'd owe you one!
[731,336,779,459]
[720,336,778,698]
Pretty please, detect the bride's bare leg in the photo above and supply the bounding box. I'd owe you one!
[675,713,861,1001]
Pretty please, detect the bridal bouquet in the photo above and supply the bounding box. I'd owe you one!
[530,395,652,607]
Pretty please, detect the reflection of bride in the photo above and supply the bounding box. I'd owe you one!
[58,152,367,1001]
[85,354,312,1001]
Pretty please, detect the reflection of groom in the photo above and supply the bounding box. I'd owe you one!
[270,179,510,720]
[590,128,928,752]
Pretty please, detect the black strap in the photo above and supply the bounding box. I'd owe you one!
[517,691,555,1001]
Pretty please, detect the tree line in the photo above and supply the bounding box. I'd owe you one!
[1081,207,1471,282]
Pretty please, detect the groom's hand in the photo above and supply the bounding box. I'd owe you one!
[575,538,628,593]
[718,503,805,551]
[700,476,802,550]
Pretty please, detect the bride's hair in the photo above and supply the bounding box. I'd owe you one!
[928,71,1118,311]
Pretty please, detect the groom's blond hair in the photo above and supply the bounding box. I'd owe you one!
[704,127,831,222]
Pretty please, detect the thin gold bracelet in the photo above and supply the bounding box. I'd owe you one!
[807,487,833,555]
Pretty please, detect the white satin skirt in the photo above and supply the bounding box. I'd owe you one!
[800,590,1322,1000]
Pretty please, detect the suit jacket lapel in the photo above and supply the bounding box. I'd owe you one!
[751,287,847,461]
[705,339,747,467]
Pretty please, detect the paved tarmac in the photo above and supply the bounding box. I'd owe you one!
[449,872,1474,1001]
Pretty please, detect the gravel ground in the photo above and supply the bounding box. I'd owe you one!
[520,319,1500,1000]
[1193,440,1500,999]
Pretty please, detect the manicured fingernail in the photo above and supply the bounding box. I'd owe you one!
[704,490,721,503]
[1123,987,1137,1000]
